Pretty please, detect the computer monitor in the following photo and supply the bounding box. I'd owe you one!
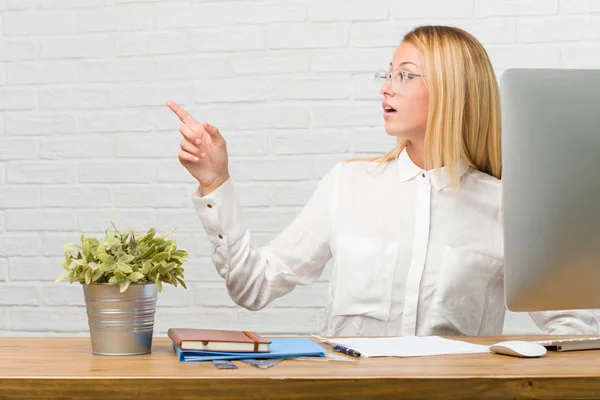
[501,68,600,312]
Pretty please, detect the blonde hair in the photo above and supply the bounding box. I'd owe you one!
[349,25,502,186]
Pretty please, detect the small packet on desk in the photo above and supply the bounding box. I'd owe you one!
[240,359,283,369]
[211,360,237,369]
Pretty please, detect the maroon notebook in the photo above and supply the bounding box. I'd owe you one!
[168,328,271,352]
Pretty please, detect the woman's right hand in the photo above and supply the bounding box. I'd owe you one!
[168,100,230,195]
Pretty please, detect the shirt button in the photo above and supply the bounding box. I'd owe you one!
[207,204,213,208]
[422,173,426,178]
[218,234,223,239]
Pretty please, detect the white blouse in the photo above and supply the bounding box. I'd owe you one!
[192,149,598,337]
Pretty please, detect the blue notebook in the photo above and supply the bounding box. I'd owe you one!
[172,337,326,362]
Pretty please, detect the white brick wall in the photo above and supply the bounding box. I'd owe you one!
[1,0,599,337]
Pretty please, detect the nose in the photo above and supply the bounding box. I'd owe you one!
[380,77,394,97]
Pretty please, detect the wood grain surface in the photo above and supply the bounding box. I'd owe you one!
[1,335,600,400]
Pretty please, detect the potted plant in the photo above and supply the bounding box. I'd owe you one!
[56,222,188,356]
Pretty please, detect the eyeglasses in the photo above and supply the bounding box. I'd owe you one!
[374,70,424,94]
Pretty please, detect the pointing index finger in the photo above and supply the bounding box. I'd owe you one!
[168,100,198,126]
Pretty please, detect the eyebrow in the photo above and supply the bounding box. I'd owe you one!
[389,61,419,68]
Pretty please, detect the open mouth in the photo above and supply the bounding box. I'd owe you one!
[383,103,397,118]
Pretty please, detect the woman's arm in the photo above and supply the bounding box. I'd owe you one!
[192,164,340,311]
[528,310,599,334]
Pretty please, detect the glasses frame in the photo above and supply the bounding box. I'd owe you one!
[374,69,424,94]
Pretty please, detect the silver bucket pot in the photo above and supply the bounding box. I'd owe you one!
[83,283,158,356]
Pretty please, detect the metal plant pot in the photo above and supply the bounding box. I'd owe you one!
[83,282,158,356]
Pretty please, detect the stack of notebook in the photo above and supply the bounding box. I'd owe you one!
[168,328,326,362]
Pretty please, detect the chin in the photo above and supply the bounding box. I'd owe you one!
[384,124,406,137]
[385,122,425,141]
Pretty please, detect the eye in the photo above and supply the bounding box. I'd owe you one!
[401,71,415,81]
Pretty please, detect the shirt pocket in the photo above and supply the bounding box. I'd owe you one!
[432,245,503,335]
[331,233,400,322]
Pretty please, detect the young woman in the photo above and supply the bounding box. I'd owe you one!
[169,25,598,336]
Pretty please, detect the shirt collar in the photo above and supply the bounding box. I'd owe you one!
[397,147,424,182]
[397,148,470,191]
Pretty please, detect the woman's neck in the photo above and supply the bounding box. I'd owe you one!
[406,140,425,169]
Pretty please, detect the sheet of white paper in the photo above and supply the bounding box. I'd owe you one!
[313,335,491,358]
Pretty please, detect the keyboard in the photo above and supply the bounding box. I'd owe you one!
[534,337,600,352]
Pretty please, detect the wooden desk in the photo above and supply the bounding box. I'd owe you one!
[1,335,600,400]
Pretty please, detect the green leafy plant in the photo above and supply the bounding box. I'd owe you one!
[56,222,188,293]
